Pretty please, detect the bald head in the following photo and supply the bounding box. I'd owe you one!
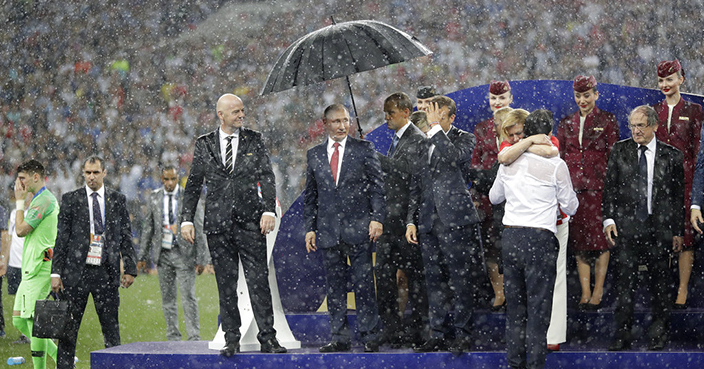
[217,94,245,134]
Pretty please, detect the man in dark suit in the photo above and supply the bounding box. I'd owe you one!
[406,95,483,354]
[376,92,429,347]
[304,103,386,353]
[51,156,138,369]
[138,165,209,341]
[603,105,684,351]
[181,94,286,356]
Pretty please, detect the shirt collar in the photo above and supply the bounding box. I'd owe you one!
[327,136,348,150]
[644,136,657,152]
[85,184,105,199]
[164,186,179,196]
[395,121,411,139]
[219,127,240,141]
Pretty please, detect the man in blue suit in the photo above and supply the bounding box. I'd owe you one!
[304,103,386,353]
[406,95,482,354]
[690,126,704,235]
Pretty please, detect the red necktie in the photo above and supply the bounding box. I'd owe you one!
[331,142,340,184]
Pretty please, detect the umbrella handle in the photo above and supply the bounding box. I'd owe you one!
[346,75,364,139]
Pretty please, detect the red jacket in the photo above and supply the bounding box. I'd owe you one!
[557,107,619,191]
[653,98,703,186]
[471,118,499,170]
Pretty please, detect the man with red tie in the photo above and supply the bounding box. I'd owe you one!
[304,103,386,353]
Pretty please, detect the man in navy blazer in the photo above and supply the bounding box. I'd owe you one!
[181,94,286,356]
[375,92,429,347]
[304,103,386,353]
[406,95,482,354]
[51,156,138,369]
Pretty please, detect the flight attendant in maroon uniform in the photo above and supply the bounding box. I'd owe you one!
[557,75,619,310]
[652,60,703,309]
[471,80,513,311]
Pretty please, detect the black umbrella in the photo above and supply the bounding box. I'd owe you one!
[261,18,432,137]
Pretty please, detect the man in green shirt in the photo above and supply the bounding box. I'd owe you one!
[12,160,59,369]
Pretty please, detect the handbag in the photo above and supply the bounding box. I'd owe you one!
[32,296,70,340]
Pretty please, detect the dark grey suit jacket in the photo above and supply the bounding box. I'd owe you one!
[182,127,276,233]
[602,138,685,244]
[138,187,210,267]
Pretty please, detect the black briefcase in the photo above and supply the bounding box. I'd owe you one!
[33,298,70,340]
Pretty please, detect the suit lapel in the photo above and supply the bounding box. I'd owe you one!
[232,130,250,177]
[156,188,165,225]
[652,140,666,201]
[338,139,353,186]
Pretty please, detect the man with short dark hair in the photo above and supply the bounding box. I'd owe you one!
[138,165,209,341]
[51,156,138,369]
[406,95,482,354]
[376,92,428,347]
[12,159,60,368]
[603,105,684,351]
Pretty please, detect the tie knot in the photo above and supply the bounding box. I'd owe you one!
[333,142,340,149]
[91,192,99,199]
[639,145,648,154]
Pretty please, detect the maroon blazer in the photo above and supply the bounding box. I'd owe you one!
[471,118,499,170]
[653,98,703,187]
[557,106,619,191]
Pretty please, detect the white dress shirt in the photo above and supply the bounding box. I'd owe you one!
[489,152,579,234]
[327,136,347,186]
[219,127,240,170]
[163,187,178,225]
[85,184,106,235]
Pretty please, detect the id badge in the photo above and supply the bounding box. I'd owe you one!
[162,226,174,249]
[87,234,103,265]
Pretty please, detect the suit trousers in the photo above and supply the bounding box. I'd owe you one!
[502,227,557,369]
[420,218,482,340]
[375,233,428,341]
[157,246,200,341]
[57,265,120,369]
[207,224,276,345]
[611,217,673,343]
[321,240,379,344]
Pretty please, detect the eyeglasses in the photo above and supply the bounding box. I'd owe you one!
[628,123,650,131]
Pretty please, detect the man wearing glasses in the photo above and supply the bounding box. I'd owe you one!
[603,105,684,351]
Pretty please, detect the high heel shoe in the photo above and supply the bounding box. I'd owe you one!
[491,300,507,312]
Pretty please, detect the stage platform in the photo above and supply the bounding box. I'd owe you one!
[92,310,704,369]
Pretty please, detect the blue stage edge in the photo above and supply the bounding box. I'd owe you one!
[92,311,704,369]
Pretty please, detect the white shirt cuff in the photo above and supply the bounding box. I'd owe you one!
[602,218,615,230]
[262,212,276,218]
[180,222,194,227]
[427,124,443,138]
[51,273,61,278]
[692,205,701,210]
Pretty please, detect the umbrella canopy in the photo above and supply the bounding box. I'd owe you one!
[261,19,432,136]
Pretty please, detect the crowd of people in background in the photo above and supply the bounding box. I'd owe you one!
[2,0,704,220]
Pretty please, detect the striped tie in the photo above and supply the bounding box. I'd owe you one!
[225,136,234,174]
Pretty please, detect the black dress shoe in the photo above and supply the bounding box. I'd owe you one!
[448,337,471,355]
[319,342,351,352]
[607,338,631,351]
[648,337,667,351]
[260,338,287,353]
[413,337,448,353]
[364,340,380,352]
[220,342,240,357]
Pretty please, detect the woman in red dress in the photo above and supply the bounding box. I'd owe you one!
[556,76,619,310]
[652,60,703,308]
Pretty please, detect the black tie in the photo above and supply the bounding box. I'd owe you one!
[388,135,400,157]
[225,136,234,174]
[636,145,649,221]
[168,194,175,224]
[92,192,104,234]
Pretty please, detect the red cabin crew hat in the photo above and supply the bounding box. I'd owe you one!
[489,80,511,95]
[573,75,597,92]
[657,59,685,79]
